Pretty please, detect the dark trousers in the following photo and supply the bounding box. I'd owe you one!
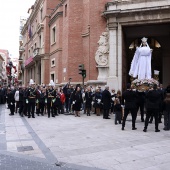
[145,108,159,130]
[164,111,170,130]
[115,111,121,124]
[122,108,137,128]
[52,104,59,115]
[136,102,144,120]
[23,102,28,115]
[39,102,45,115]
[103,109,109,118]
[86,107,91,116]
[65,98,69,112]
[111,103,114,113]
[19,101,24,116]
[0,95,5,104]
[60,103,64,114]
[28,102,35,117]
[9,103,15,115]
[47,103,54,117]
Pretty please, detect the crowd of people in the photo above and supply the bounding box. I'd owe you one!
[0,79,170,132]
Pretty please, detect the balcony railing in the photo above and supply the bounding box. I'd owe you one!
[33,48,43,58]
[19,46,25,52]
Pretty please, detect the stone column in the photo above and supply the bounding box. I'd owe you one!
[107,22,119,90]
[41,59,45,84]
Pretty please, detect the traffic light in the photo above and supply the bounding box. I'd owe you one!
[82,70,86,78]
[78,64,86,86]
[78,64,84,75]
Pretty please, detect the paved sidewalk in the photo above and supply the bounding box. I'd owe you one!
[1,104,170,170]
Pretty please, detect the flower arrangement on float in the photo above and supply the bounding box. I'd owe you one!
[131,78,159,91]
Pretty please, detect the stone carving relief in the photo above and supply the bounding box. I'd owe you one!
[95,30,109,66]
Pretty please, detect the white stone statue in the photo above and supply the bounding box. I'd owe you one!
[129,37,152,80]
[95,31,109,66]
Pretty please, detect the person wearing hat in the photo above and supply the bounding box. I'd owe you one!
[27,79,37,118]
[143,84,161,132]
[122,83,138,130]
[46,80,56,118]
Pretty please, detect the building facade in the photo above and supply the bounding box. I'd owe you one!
[21,0,110,86]
[21,0,60,85]
[18,17,27,84]
[21,0,170,90]
[0,49,8,86]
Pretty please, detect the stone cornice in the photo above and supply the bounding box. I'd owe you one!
[49,48,62,56]
[103,5,170,18]
[49,12,63,26]
[106,0,164,7]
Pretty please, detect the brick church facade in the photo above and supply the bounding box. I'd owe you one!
[20,0,110,86]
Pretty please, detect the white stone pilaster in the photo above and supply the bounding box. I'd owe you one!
[107,24,119,91]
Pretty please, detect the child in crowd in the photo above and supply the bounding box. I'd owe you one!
[114,98,122,125]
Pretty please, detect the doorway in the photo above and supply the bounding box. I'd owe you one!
[122,23,170,89]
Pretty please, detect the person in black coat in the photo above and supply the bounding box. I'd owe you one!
[27,83,37,118]
[122,83,138,130]
[23,87,29,116]
[101,85,111,119]
[39,88,47,115]
[18,86,24,117]
[0,86,6,104]
[52,89,60,116]
[84,86,93,116]
[163,85,170,130]
[143,84,161,132]
[72,85,82,117]
[158,84,165,123]
[8,87,15,116]
[94,88,102,116]
[114,98,122,125]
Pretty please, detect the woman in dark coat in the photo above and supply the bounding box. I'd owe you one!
[72,85,82,117]
[94,88,102,116]
[85,86,93,116]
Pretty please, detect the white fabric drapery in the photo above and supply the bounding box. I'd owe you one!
[129,43,152,80]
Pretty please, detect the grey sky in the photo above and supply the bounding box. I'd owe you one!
[0,0,35,58]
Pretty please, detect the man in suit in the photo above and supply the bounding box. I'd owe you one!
[27,79,37,118]
[122,83,138,130]
[143,84,161,132]
[101,85,111,119]
[158,84,165,123]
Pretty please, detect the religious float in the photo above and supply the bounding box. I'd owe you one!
[129,37,159,91]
